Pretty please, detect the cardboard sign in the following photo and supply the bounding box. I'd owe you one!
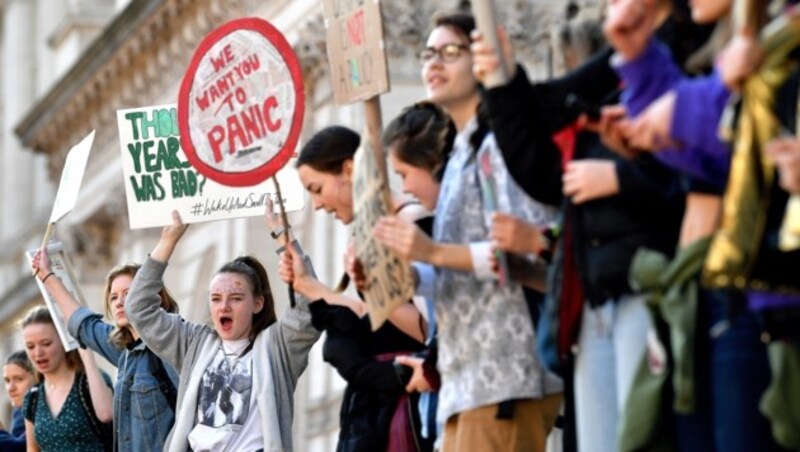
[26,243,85,352]
[117,104,304,229]
[352,142,414,330]
[50,131,95,223]
[178,18,304,187]
[323,0,390,104]
[478,152,509,287]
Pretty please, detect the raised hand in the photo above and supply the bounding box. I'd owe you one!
[470,26,517,86]
[373,216,435,262]
[278,247,297,286]
[563,159,620,204]
[151,210,188,263]
[718,34,764,92]
[344,241,368,292]
[279,245,312,290]
[264,197,291,243]
[620,91,678,151]
[490,213,543,255]
[30,247,53,280]
[583,104,639,158]
[395,355,433,393]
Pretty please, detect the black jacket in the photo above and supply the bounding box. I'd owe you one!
[482,57,684,304]
[310,302,430,452]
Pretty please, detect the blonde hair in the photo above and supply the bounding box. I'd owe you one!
[103,263,179,349]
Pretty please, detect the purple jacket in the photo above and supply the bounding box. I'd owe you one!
[615,40,732,192]
[616,40,799,311]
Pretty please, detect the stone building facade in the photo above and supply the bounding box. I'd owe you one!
[0,0,599,449]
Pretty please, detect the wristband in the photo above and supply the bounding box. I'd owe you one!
[41,272,55,283]
[270,226,290,240]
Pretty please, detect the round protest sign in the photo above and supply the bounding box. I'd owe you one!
[178,18,304,186]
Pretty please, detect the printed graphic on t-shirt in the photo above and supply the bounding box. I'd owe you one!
[197,350,253,427]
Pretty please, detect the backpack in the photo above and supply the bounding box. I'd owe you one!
[26,372,113,452]
[151,355,178,410]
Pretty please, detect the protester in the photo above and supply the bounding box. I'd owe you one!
[30,250,180,452]
[0,351,36,452]
[374,13,564,452]
[286,126,431,451]
[124,209,321,451]
[21,306,114,452]
[605,1,800,449]
[380,100,456,447]
[469,2,705,449]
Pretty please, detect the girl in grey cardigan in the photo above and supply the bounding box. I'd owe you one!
[125,211,322,452]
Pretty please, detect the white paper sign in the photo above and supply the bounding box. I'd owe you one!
[26,243,85,352]
[50,131,95,223]
[116,104,304,229]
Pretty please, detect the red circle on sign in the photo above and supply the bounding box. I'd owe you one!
[178,18,305,187]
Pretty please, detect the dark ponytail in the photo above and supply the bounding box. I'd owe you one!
[296,126,360,174]
[216,256,277,340]
[383,101,456,182]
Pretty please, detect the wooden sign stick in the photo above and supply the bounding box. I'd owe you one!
[32,223,55,276]
[272,175,296,308]
[364,97,387,183]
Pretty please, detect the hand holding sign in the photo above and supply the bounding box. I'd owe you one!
[26,243,86,351]
[33,131,95,275]
[471,0,511,88]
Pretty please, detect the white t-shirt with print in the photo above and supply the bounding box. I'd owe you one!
[188,338,263,451]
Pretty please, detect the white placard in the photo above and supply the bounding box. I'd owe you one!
[117,104,304,229]
[50,131,95,223]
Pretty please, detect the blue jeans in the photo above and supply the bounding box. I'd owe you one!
[574,295,651,452]
[675,290,786,452]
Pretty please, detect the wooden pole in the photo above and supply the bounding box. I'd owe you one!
[363,96,387,182]
[272,176,296,308]
[733,0,768,36]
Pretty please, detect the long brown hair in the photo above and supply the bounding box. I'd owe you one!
[383,101,456,182]
[295,126,360,175]
[5,350,36,377]
[104,263,179,349]
[20,306,83,378]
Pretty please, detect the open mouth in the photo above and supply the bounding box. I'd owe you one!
[427,75,446,87]
[35,360,49,369]
[220,316,233,331]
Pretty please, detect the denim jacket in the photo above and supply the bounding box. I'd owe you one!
[68,307,178,452]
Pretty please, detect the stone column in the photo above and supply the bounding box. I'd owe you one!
[2,0,36,239]
[33,0,61,212]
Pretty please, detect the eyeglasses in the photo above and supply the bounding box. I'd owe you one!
[418,43,470,63]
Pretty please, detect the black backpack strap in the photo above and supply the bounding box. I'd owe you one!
[151,356,178,410]
[25,384,41,423]
[78,372,114,452]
